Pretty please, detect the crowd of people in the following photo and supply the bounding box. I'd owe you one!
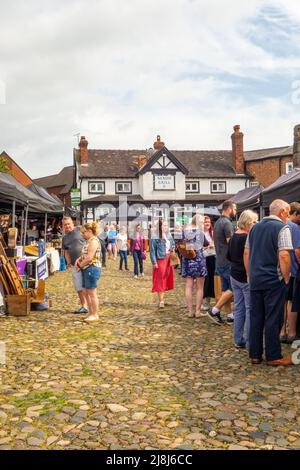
[61,198,300,366]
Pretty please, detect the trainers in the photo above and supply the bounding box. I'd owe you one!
[159,301,165,309]
[134,275,138,279]
[207,309,224,325]
[235,343,246,349]
[227,313,234,323]
[74,307,88,314]
[141,273,145,277]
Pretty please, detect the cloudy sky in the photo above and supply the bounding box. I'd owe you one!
[1,0,300,178]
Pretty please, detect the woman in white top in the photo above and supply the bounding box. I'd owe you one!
[116,227,129,271]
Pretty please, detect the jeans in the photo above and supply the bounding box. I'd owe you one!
[119,250,128,270]
[249,281,286,361]
[215,264,232,292]
[230,276,250,348]
[133,250,143,275]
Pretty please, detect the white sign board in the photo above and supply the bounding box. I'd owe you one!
[36,254,49,282]
[154,174,175,190]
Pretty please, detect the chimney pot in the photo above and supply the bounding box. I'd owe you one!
[153,135,165,151]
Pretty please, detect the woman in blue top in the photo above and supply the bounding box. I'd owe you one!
[107,224,118,261]
[181,215,208,318]
[150,219,175,309]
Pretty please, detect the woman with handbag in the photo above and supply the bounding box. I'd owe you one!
[130,224,146,278]
[150,219,176,308]
[180,215,208,318]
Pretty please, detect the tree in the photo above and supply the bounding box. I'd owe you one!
[0,157,12,174]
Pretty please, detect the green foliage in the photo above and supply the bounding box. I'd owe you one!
[0,157,12,174]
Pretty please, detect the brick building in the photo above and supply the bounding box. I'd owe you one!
[244,124,300,187]
[0,151,32,186]
[34,166,74,207]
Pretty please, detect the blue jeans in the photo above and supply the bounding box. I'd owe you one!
[119,250,128,270]
[231,276,250,348]
[133,250,143,275]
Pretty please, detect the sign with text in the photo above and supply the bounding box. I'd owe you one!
[71,188,81,207]
[154,174,175,190]
[36,254,49,281]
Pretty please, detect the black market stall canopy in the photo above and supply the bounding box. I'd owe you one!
[0,173,63,213]
[228,185,264,212]
[262,168,300,208]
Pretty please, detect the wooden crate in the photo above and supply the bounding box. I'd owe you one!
[6,294,31,316]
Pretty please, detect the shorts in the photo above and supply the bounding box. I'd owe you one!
[215,265,232,292]
[82,265,102,289]
[71,265,83,292]
[286,276,295,302]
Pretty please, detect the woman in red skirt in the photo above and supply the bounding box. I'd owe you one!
[150,219,175,308]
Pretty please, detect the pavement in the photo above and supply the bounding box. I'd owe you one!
[0,258,299,450]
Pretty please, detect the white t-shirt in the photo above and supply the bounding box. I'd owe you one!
[116,233,128,251]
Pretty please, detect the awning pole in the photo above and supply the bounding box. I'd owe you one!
[12,200,16,228]
[23,203,29,247]
[20,210,24,245]
[44,213,48,243]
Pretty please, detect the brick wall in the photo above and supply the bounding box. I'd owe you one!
[3,155,32,186]
[246,156,293,187]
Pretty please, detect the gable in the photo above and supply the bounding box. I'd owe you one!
[139,147,189,175]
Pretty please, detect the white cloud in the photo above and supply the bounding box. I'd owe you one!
[0,0,300,177]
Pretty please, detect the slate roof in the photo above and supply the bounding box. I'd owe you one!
[77,148,241,178]
[34,166,74,194]
[244,146,292,162]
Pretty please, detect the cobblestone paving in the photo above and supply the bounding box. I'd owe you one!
[0,258,299,450]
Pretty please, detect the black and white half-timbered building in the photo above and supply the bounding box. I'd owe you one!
[75,128,251,226]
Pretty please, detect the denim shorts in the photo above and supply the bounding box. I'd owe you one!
[82,265,102,289]
[215,264,232,292]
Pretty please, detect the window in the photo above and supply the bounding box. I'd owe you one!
[250,181,259,187]
[88,181,105,194]
[210,181,226,193]
[115,181,132,194]
[286,162,294,174]
[186,181,199,193]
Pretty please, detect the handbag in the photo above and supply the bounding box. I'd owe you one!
[177,241,196,260]
[169,251,180,266]
[142,251,146,261]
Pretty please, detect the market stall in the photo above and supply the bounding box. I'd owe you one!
[0,172,64,315]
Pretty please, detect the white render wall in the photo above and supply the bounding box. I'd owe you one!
[80,175,248,201]
[139,172,186,200]
[81,178,140,200]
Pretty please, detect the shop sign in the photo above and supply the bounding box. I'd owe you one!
[154,174,175,190]
[71,188,81,206]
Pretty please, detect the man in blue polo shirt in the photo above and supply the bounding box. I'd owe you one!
[244,199,293,366]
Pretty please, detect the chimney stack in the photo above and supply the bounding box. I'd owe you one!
[153,135,165,151]
[231,125,244,174]
[293,124,300,168]
[79,136,88,165]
